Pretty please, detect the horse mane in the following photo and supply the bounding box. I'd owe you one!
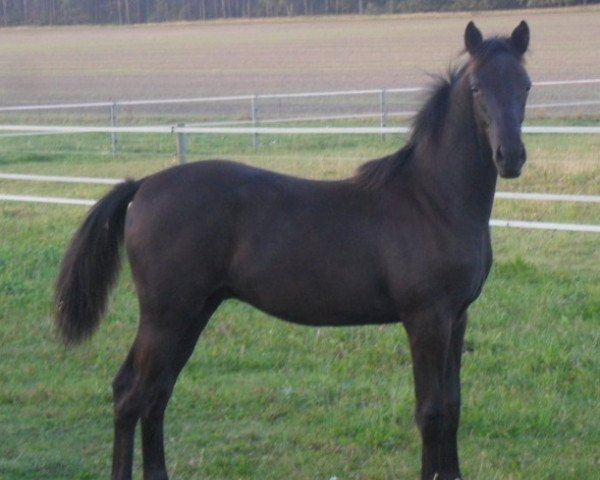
[352,68,460,191]
[353,35,524,191]
[352,145,415,191]
[411,67,461,147]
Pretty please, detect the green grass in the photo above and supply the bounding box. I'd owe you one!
[1,128,599,479]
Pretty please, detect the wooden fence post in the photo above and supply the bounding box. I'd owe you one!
[176,123,188,163]
[252,94,260,148]
[110,102,120,155]
[379,89,387,140]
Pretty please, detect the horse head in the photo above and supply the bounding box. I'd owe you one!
[465,21,531,178]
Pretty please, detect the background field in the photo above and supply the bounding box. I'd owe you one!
[1,6,599,480]
[0,6,600,103]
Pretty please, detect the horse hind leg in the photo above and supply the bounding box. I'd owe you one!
[112,349,139,480]
[111,326,171,480]
[111,299,220,480]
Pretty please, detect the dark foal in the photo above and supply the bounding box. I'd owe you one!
[55,21,531,480]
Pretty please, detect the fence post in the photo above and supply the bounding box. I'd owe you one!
[110,102,120,155]
[176,123,188,164]
[251,94,260,148]
[379,89,387,140]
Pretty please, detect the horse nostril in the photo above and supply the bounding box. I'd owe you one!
[496,144,526,162]
[496,145,504,162]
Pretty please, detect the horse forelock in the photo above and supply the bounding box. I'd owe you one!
[467,36,526,69]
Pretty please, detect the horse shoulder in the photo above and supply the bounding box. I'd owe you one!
[379,220,493,317]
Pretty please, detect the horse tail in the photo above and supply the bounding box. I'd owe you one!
[54,179,143,345]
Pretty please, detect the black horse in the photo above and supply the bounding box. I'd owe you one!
[55,21,531,480]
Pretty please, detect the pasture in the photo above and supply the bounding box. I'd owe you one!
[1,7,599,480]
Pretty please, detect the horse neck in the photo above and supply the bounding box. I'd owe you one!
[411,75,498,226]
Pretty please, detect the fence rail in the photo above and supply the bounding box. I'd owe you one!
[2,78,598,154]
[2,172,600,204]
[0,194,95,206]
[0,78,598,112]
[1,192,597,233]
[1,124,600,135]
[0,123,599,164]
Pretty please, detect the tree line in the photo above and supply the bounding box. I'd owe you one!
[0,1,595,26]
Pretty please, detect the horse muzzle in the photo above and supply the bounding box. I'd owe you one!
[494,142,527,179]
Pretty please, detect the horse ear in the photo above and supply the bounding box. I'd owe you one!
[510,20,529,55]
[464,21,483,55]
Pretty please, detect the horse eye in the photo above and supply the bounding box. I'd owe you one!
[525,84,532,92]
[470,85,480,95]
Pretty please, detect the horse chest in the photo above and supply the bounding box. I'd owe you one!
[385,231,492,315]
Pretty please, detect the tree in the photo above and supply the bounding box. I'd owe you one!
[0,0,597,26]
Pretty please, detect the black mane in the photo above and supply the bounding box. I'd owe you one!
[352,145,415,191]
[353,68,461,190]
[411,67,462,147]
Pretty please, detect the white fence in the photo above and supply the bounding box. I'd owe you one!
[1,78,599,150]
[1,78,598,113]
[1,78,598,153]
[2,125,600,135]
[1,80,598,232]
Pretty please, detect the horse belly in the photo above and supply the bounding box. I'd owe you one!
[229,242,396,327]
[242,282,398,327]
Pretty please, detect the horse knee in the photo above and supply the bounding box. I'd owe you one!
[113,348,136,395]
[141,382,173,421]
[416,404,444,443]
[113,373,130,402]
[114,389,141,429]
[444,397,460,421]
[112,366,142,429]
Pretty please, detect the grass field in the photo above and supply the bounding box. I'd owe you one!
[1,132,599,479]
[1,7,599,480]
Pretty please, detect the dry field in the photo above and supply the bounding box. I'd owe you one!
[0,6,599,104]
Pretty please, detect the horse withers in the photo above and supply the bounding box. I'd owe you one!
[55,21,531,480]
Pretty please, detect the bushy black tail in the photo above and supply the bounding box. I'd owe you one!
[54,179,142,345]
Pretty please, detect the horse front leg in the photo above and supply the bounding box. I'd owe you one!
[404,311,452,480]
[439,313,467,480]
